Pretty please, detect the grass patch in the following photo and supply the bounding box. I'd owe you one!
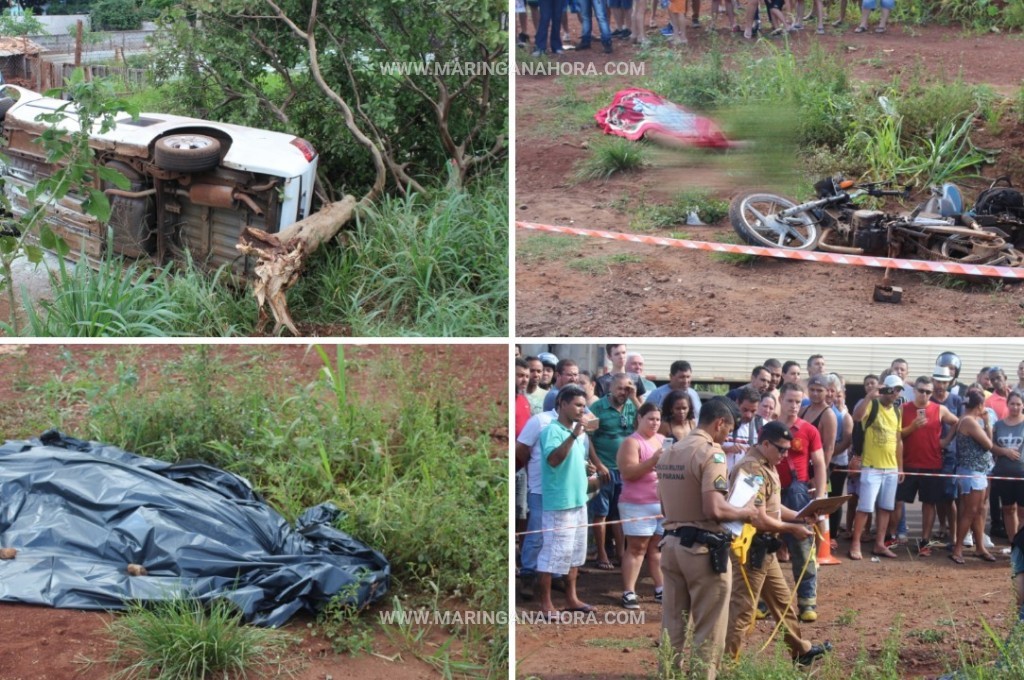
[711,235,760,265]
[517,233,580,263]
[567,253,643,274]
[630,190,729,231]
[103,597,296,679]
[24,345,507,676]
[574,137,647,182]
[909,628,946,644]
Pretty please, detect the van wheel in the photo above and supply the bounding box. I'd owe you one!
[0,97,16,122]
[154,134,221,173]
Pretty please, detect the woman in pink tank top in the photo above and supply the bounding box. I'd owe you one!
[615,402,667,609]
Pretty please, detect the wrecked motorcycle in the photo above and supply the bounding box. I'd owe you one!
[728,177,1024,267]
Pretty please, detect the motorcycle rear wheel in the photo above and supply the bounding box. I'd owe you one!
[729,191,821,251]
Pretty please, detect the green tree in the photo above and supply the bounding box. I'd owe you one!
[0,8,43,35]
[148,0,507,196]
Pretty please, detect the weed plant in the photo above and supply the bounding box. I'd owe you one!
[575,137,647,181]
[104,597,295,679]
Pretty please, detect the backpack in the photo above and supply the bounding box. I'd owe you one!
[850,399,880,457]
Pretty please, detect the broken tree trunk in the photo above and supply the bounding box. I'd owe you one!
[236,194,358,335]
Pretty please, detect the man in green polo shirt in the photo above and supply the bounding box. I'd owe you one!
[588,373,638,570]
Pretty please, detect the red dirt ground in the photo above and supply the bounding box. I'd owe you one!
[0,343,508,680]
[515,22,1024,336]
[516,503,1017,679]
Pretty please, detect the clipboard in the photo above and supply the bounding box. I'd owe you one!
[793,495,853,520]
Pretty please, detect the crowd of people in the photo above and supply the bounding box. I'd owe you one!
[516,0,892,55]
[514,343,1024,676]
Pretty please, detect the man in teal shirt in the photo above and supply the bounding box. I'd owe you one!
[537,386,595,617]
[588,373,638,570]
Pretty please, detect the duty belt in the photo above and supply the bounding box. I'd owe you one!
[667,526,729,548]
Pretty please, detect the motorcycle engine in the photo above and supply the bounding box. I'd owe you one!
[851,209,888,253]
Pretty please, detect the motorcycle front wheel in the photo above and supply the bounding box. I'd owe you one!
[729,191,821,251]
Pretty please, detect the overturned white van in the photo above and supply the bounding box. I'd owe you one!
[0,85,318,274]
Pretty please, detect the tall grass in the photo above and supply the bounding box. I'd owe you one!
[289,174,508,337]
[574,136,648,181]
[105,598,295,679]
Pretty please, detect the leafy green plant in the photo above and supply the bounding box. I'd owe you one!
[16,238,181,337]
[567,253,643,274]
[105,597,295,679]
[631,190,729,231]
[575,137,647,181]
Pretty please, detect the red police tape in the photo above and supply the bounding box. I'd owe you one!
[514,467,1024,536]
[516,220,1024,279]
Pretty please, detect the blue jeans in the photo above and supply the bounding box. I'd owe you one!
[520,492,545,576]
[579,0,612,46]
[781,481,817,607]
[536,0,566,53]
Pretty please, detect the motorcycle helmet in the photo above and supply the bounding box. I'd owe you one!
[537,352,559,368]
[935,351,962,380]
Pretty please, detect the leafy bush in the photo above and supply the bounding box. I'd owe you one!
[575,137,647,181]
[90,0,142,30]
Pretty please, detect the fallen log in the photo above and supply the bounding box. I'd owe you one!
[236,194,358,335]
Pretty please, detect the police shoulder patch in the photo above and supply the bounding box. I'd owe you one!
[713,475,728,491]
[712,453,726,464]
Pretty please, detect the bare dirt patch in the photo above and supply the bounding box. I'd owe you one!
[515,24,1024,336]
[0,343,507,680]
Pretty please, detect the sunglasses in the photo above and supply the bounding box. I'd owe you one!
[917,388,933,395]
[879,388,895,395]
[767,440,791,454]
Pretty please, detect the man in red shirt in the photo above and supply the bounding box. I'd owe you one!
[898,376,959,556]
[515,359,532,439]
[777,382,827,623]
[986,367,1011,420]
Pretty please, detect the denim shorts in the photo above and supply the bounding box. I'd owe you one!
[956,467,988,495]
[588,468,622,517]
[618,501,664,536]
[1013,544,1024,578]
[857,467,897,513]
[862,0,894,9]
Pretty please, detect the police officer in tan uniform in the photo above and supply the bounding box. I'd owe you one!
[657,397,757,680]
[725,421,833,667]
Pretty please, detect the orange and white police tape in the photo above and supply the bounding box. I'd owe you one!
[514,469,1024,537]
[516,220,1024,279]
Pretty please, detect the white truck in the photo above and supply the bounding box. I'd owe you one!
[0,85,318,274]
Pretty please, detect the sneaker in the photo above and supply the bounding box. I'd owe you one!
[518,574,535,601]
[756,601,769,620]
[575,41,592,49]
[517,32,530,47]
[791,22,803,29]
[964,533,975,548]
[984,533,996,550]
[611,28,626,37]
[897,533,909,544]
[661,23,674,35]
[617,28,632,38]
[795,641,833,667]
[530,49,543,57]
[917,540,932,557]
[690,18,701,27]
[602,42,613,53]
[799,605,818,623]
[622,591,640,610]
[654,588,663,604]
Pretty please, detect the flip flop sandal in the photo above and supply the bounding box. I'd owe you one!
[594,560,616,570]
[875,26,886,33]
[562,604,596,613]
[854,26,866,32]
[872,549,898,559]
[949,554,965,565]
[977,552,997,562]
[848,550,862,561]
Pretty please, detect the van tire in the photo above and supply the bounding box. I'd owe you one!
[0,97,16,121]
[154,134,221,173]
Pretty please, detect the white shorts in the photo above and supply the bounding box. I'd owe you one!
[857,467,898,513]
[516,0,526,11]
[618,501,664,536]
[537,506,588,575]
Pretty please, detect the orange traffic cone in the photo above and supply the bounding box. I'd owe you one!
[817,521,841,566]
